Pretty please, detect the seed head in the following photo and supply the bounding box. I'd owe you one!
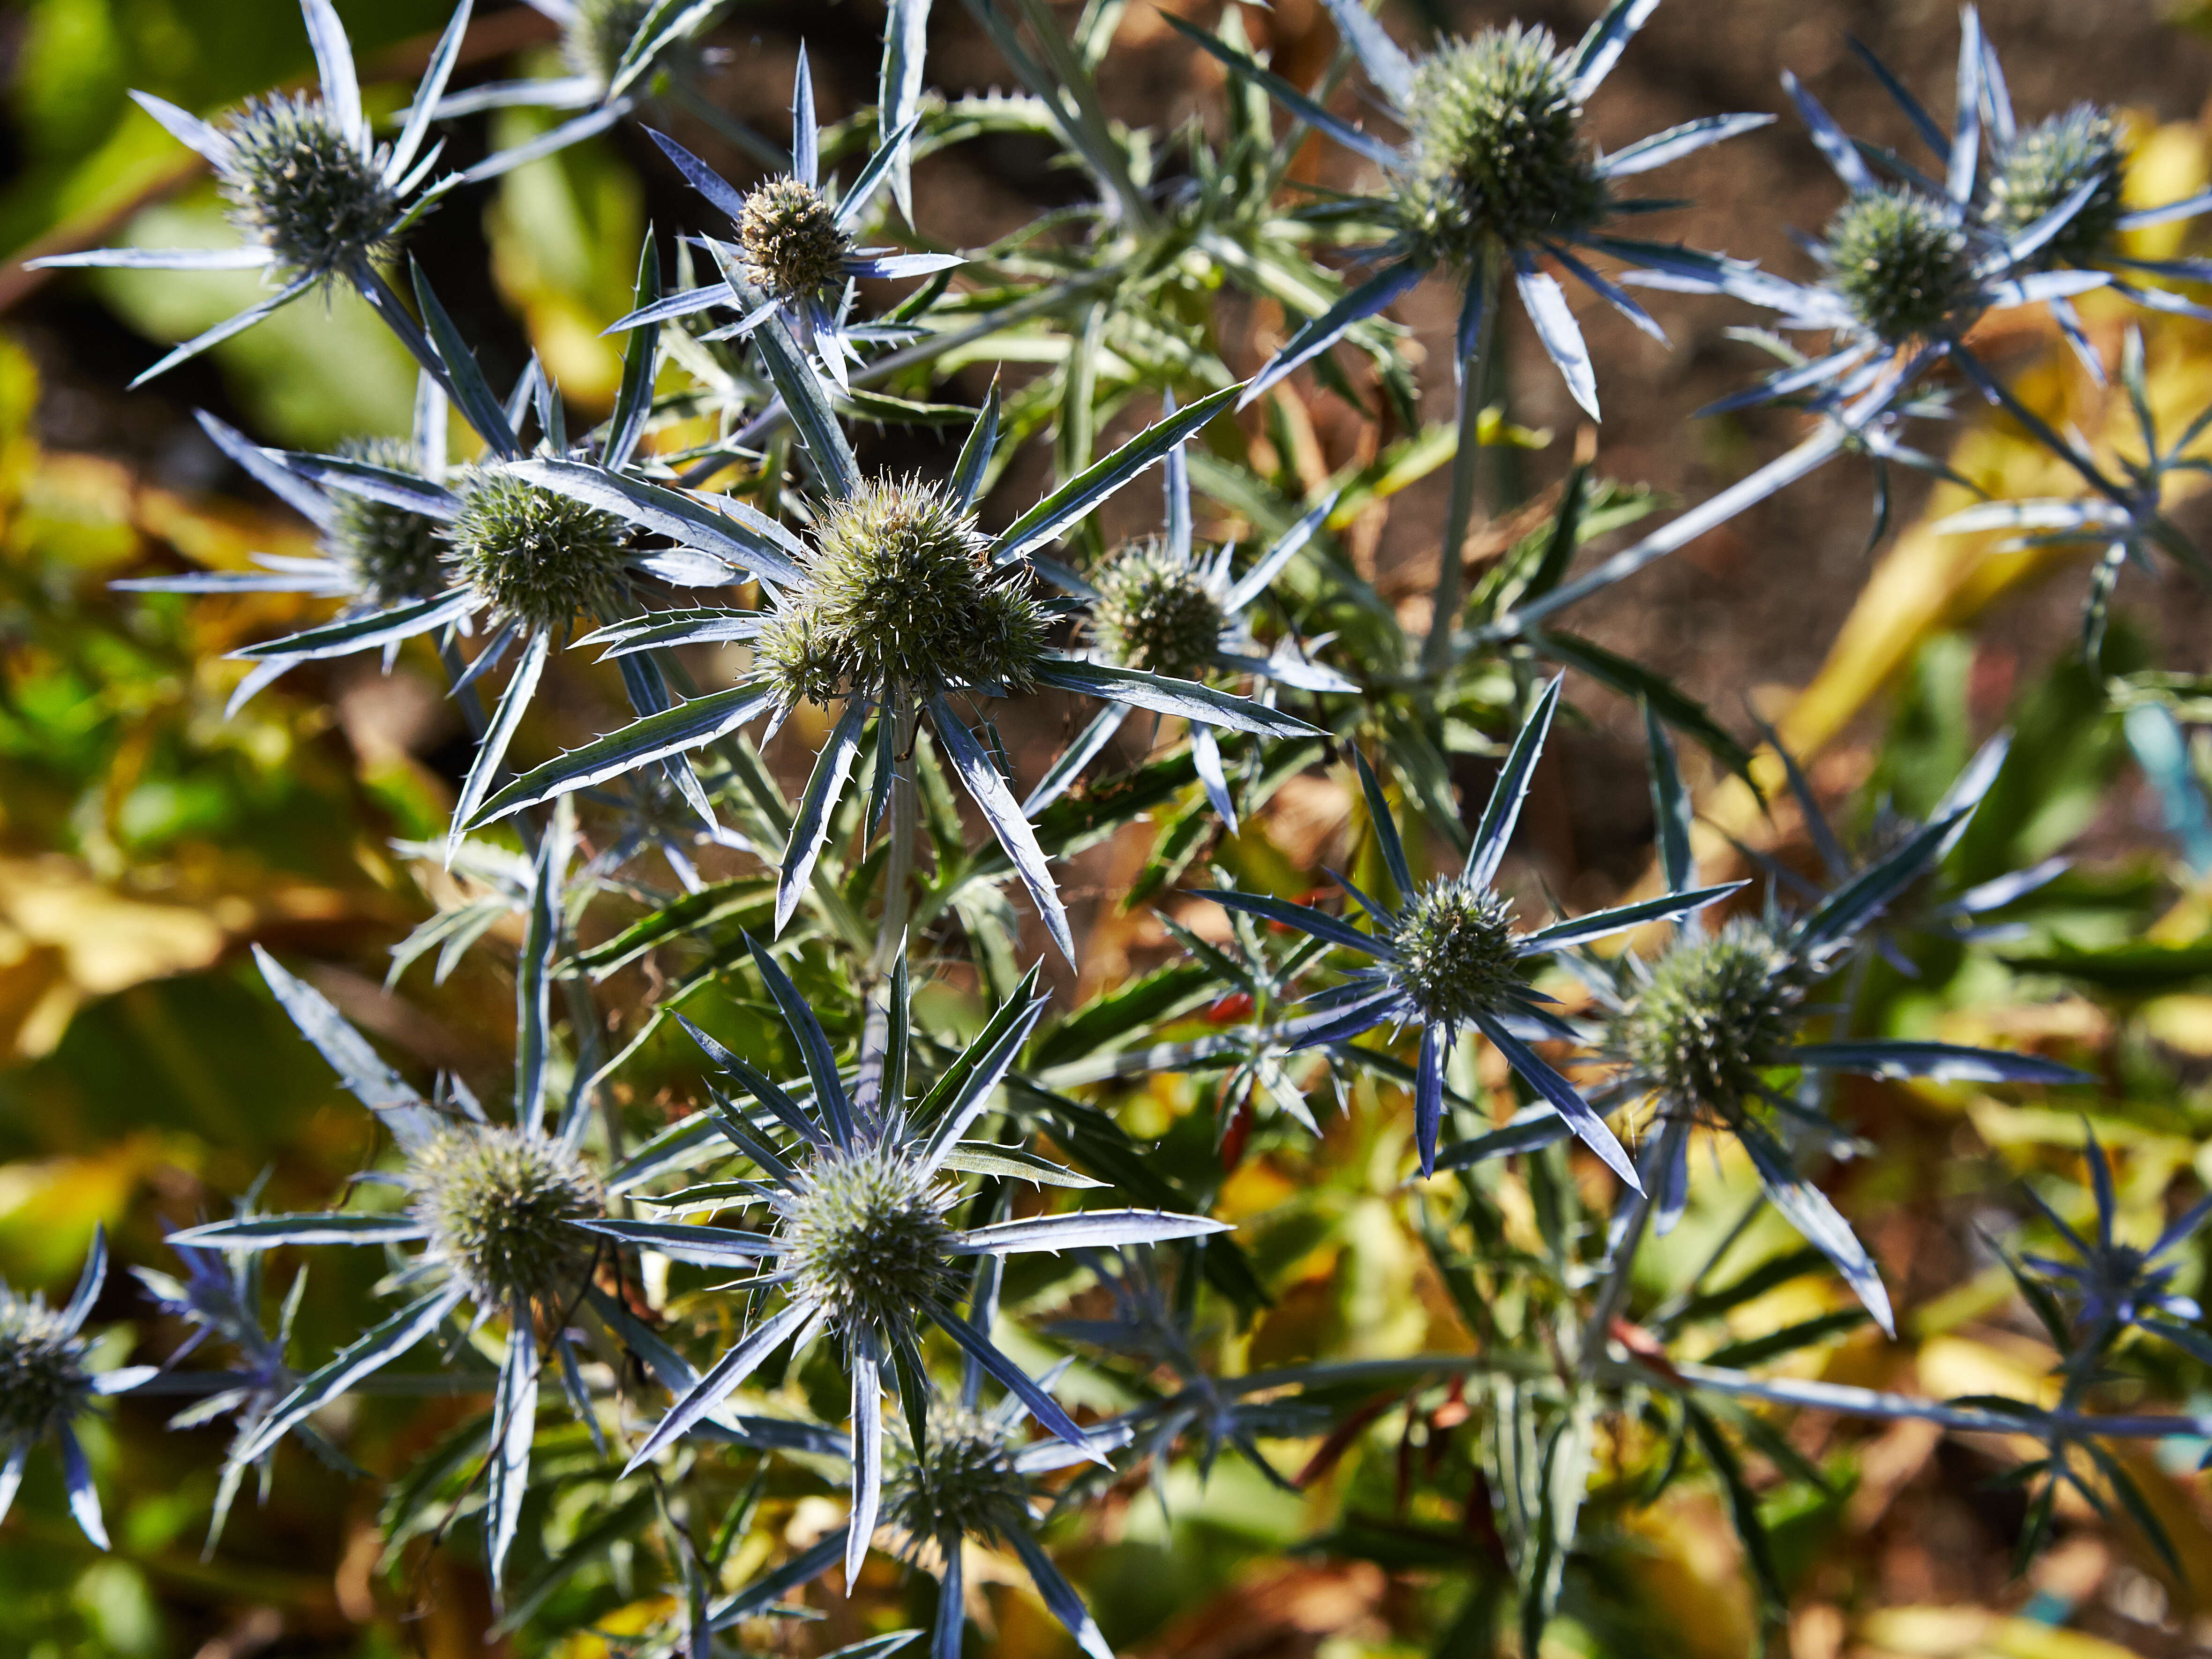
[884,1411,1030,1545]
[0,1292,91,1444]
[754,477,1047,707]
[411,1126,602,1310]
[564,0,661,87]
[328,438,447,607]
[1390,880,1521,1026]
[220,95,399,285]
[1821,187,1975,343]
[1614,919,1800,1117]
[1395,27,1607,264]
[738,178,853,299]
[779,1144,958,1336]
[1088,540,1226,680]
[445,469,631,632]
[1987,105,2130,270]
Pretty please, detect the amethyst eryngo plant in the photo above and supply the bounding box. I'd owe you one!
[165,950,611,1584]
[0,1230,151,1552]
[40,0,2212,1646]
[27,0,476,388]
[609,51,963,385]
[1202,681,1743,1176]
[592,940,1226,1587]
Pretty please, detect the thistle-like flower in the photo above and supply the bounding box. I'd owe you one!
[167,948,610,1583]
[2017,1130,2212,1349]
[112,400,454,714]
[607,49,962,383]
[472,380,1317,961]
[1171,0,1772,416]
[591,941,1226,1588]
[28,0,475,386]
[1552,716,2088,1333]
[1032,411,1355,831]
[0,1229,152,1551]
[1202,680,1741,1175]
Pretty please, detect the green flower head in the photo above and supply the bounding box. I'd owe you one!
[1087,538,1226,681]
[1821,186,1976,343]
[1988,105,2130,270]
[779,1143,960,1337]
[412,1125,602,1310]
[445,469,632,632]
[221,94,399,285]
[328,437,447,607]
[0,1292,92,1445]
[1613,918,1803,1117]
[738,178,854,300]
[755,477,1047,707]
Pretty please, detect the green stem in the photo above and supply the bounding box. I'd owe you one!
[1577,1118,1688,1379]
[1420,254,1503,678]
[871,697,919,978]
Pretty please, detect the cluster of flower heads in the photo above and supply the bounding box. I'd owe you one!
[31,0,2212,1648]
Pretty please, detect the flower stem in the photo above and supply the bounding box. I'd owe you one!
[1420,254,1504,679]
[872,697,919,978]
[1576,1117,1687,1379]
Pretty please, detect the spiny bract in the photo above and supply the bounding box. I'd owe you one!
[1615,918,1801,1116]
[778,1143,960,1334]
[1987,105,2130,270]
[1821,186,1976,342]
[883,1411,1030,1544]
[0,1291,91,1443]
[330,438,448,607]
[1395,25,1608,265]
[755,477,1046,706]
[220,94,399,285]
[1391,881,1521,1026]
[445,469,631,632]
[739,178,854,299]
[412,1125,602,1309]
[1088,540,1225,680]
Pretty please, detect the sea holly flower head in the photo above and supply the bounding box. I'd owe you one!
[1613,918,1800,1117]
[564,0,668,87]
[1987,105,2130,270]
[0,1229,150,1551]
[1393,24,1609,266]
[738,176,857,300]
[411,1123,602,1310]
[780,1143,963,1338]
[220,93,402,285]
[165,943,612,1583]
[1821,186,1978,344]
[610,47,961,380]
[1088,539,1230,682]
[884,1409,1032,1545]
[328,436,450,606]
[756,476,1046,711]
[444,467,633,633]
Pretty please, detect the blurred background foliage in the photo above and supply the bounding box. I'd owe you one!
[12,1,2212,1657]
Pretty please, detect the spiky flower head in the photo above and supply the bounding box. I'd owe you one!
[1614,918,1801,1117]
[411,1125,602,1309]
[779,1144,959,1336]
[755,477,1047,707]
[1088,539,1226,680]
[1394,26,1608,265]
[1821,186,1976,343]
[445,469,631,632]
[884,1411,1030,1545]
[739,178,853,299]
[0,1291,91,1444]
[563,0,660,86]
[220,94,399,285]
[1987,105,2130,270]
[1390,880,1521,1026]
[328,438,447,607]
